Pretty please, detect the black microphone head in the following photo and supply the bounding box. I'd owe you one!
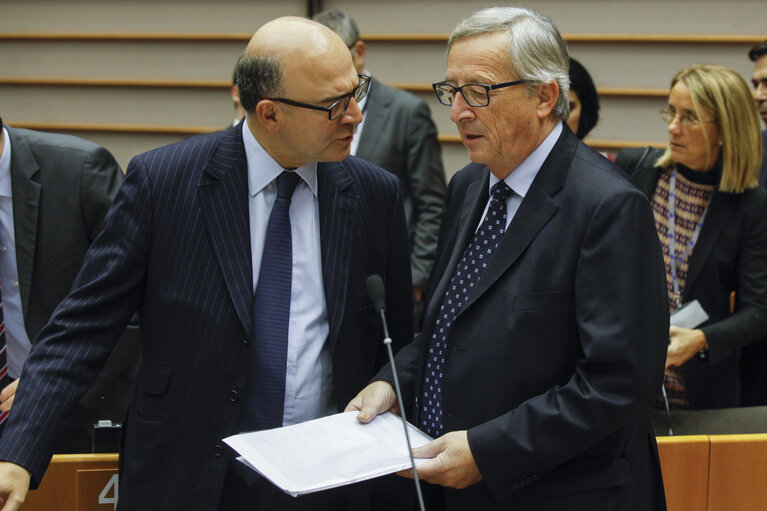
[366,274,386,312]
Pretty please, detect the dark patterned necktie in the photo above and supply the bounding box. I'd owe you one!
[241,171,301,432]
[420,181,512,437]
[0,281,9,425]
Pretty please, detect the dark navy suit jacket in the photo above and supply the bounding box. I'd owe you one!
[380,127,669,510]
[0,124,413,510]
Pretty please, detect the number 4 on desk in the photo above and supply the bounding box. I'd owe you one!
[99,473,119,510]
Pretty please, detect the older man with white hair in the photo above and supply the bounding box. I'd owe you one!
[348,7,669,510]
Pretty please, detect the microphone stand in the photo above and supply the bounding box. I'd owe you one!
[378,307,426,511]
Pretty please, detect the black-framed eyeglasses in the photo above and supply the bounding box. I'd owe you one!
[268,74,370,121]
[432,79,527,107]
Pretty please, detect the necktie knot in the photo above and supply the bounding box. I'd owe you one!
[277,171,302,200]
[491,181,512,202]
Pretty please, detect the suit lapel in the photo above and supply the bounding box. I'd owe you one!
[423,173,488,327]
[198,127,253,337]
[7,127,41,318]
[684,192,732,295]
[355,79,391,160]
[318,161,359,352]
[458,128,575,316]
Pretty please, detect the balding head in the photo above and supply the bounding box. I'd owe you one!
[245,17,347,64]
[237,17,355,114]
[236,16,364,169]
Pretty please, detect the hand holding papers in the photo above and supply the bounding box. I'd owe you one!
[223,411,432,497]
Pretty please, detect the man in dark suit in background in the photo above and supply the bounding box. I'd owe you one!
[313,9,446,319]
[0,118,138,452]
[742,39,767,406]
[348,7,669,510]
[0,17,412,511]
[749,39,767,186]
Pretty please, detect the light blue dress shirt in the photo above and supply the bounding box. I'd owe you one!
[241,121,334,427]
[481,122,563,231]
[0,127,32,379]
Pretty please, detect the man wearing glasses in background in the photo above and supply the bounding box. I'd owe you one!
[348,7,669,510]
[313,9,447,330]
[0,17,413,511]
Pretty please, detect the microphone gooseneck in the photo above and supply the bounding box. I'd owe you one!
[365,274,426,511]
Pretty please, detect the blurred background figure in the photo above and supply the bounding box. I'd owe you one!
[0,117,139,452]
[231,54,246,127]
[566,57,600,140]
[616,64,767,412]
[312,9,446,328]
[741,39,767,406]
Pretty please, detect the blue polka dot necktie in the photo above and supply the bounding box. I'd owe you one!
[420,181,512,437]
[241,170,301,432]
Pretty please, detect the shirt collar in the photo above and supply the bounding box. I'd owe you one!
[241,120,317,198]
[0,127,12,198]
[489,122,563,198]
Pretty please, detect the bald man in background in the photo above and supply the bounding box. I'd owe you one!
[0,17,413,511]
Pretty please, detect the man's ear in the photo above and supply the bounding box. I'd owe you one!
[536,80,560,119]
[351,40,366,74]
[255,100,282,132]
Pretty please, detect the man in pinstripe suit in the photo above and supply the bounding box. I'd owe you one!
[0,17,413,511]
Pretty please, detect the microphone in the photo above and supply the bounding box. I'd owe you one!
[366,274,426,511]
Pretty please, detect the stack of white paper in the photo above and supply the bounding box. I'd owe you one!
[224,411,432,497]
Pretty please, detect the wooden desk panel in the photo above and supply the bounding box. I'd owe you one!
[656,435,709,511]
[22,454,118,511]
[708,434,767,511]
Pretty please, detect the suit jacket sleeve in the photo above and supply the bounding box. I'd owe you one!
[701,191,767,364]
[0,158,149,486]
[467,189,669,500]
[80,144,124,240]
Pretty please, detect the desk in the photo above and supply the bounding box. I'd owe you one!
[22,454,118,511]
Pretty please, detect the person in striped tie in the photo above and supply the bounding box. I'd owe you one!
[0,17,413,511]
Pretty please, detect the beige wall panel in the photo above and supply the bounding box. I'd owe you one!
[0,40,247,81]
[587,96,668,144]
[366,40,759,91]
[0,0,305,33]
[441,142,471,181]
[568,42,759,90]
[27,130,206,171]
[324,0,766,34]
[365,41,448,84]
[1,85,235,127]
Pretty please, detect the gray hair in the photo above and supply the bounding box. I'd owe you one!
[312,9,359,48]
[449,7,570,120]
[235,54,284,114]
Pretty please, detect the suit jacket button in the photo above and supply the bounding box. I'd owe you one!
[213,444,224,457]
[229,389,240,402]
[242,337,249,345]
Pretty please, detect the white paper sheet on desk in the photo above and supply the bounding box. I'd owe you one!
[223,411,433,497]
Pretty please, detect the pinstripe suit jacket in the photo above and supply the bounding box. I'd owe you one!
[0,124,413,510]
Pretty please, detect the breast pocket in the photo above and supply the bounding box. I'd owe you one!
[136,365,171,421]
[512,289,573,312]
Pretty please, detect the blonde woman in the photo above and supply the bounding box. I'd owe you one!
[617,64,767,410]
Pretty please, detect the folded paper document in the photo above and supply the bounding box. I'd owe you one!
[224,411,432,497]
